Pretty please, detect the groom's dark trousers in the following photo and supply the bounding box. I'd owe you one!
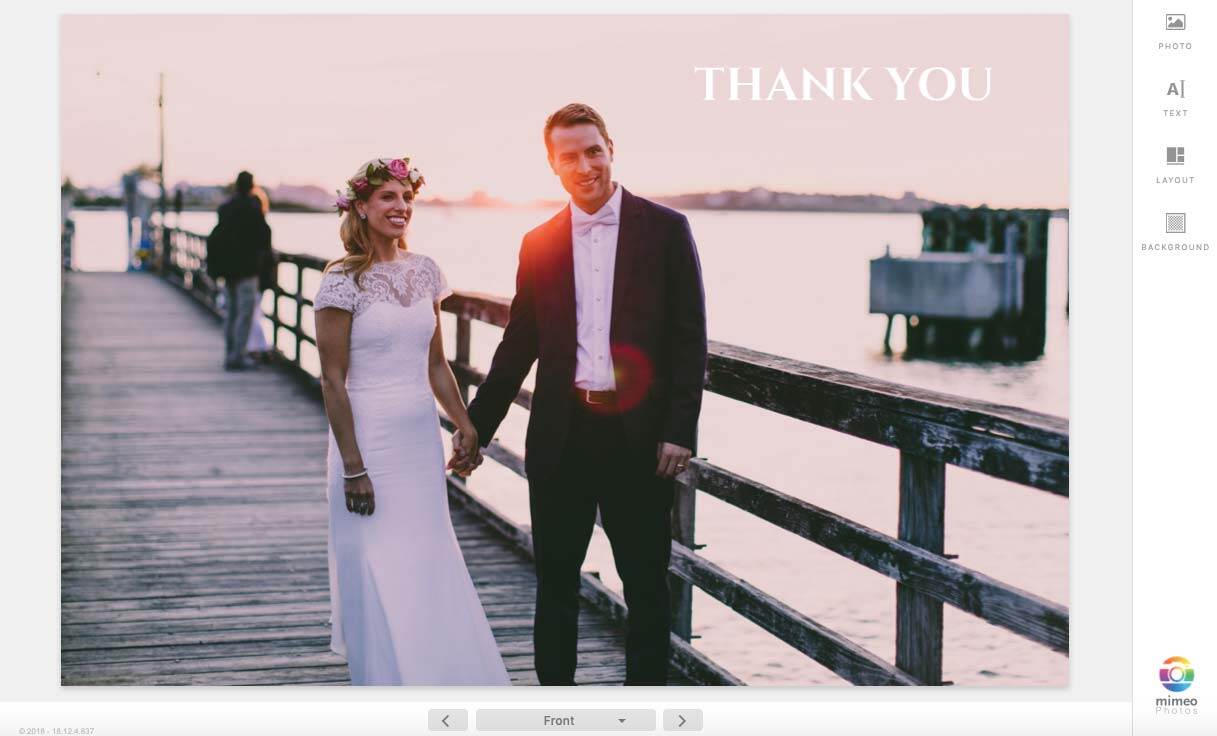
[530,398,676,685]
[467,188,707,686]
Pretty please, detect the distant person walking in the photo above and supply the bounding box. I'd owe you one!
[207,171,272,371]
[246,185,275,361]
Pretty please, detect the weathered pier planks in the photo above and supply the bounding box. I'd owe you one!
[61,271,688,686]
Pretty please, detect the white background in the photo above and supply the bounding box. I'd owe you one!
[0,0,1160,732]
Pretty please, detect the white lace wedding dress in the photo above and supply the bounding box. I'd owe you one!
[313,250,510,686]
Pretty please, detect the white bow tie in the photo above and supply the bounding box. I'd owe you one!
[572,207,619,237]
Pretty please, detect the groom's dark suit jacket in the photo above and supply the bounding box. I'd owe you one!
[467,188,708,480]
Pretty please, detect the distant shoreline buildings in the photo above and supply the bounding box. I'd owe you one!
[661,188,943,213]
[64,179,1067,217]
[654,188,1067,217]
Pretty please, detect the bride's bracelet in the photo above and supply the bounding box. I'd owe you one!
[342,468,368,480]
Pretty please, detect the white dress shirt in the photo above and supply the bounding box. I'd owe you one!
[570,183,623,390]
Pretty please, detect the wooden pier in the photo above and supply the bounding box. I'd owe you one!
[61,271,695,685]
[60,225,1070,686]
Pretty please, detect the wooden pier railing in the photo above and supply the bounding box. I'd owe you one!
[154,225,1069,686]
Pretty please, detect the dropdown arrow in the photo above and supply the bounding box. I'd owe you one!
[618,718,626,724]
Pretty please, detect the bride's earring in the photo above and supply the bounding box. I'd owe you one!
[358,211,367,220]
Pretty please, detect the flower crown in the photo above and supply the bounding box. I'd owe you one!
[335,157,425,215]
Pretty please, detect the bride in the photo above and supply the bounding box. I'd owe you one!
[312,157,509,686]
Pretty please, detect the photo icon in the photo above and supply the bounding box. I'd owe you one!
[1165,14,1186,30]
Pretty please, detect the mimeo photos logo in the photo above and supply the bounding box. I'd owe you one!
[1156,656,1199,717]
[1161,656,1194,692]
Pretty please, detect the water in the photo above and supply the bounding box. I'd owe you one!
[68,207,1069,686]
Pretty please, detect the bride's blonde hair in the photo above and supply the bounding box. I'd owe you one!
[325,157,420,287]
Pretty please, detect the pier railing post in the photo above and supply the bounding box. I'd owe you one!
[61,219,75,272]
[153,225,165,276]
[161,221,171,276]
[271,272,281,354]
[270,256,291,356]
[293,264,304,367]
[670,464,698,641]
[896,450,946,684]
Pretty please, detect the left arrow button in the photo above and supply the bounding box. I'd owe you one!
[429,709,468,731]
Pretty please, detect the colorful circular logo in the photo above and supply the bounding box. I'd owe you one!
[1159,656,1195,692]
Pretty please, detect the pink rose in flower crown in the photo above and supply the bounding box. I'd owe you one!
[337,157,425,216]
[385,158,410,181]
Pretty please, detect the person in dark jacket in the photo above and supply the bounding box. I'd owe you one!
[214,171,272,370]
[459,104,708,685]
[245,185,275,362]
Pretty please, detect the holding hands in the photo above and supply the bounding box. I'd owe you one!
[445,429,690,479]
[447,425,485,477]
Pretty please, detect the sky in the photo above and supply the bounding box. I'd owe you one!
[60,15,1068,207]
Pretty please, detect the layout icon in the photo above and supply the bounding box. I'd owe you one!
[1166,147,1185,165]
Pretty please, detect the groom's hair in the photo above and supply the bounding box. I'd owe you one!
[544,103,612,157]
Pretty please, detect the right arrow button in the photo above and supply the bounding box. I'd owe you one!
[663,709,703,731]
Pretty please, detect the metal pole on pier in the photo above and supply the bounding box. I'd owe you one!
[157,72,165,212]
[157,72,169,271]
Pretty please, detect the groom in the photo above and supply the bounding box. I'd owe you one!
[460,103,708,686]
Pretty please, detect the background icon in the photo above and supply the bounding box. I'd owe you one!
[1166,14,1186,30]
[1166,213,1187,234]
[1167,147,1185,165]
[1160,656,1194,692]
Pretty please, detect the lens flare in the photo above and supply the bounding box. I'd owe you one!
[599,343,653,415]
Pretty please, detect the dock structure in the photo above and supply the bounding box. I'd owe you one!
[869,206,1054,359]
[60,226,1071,686]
